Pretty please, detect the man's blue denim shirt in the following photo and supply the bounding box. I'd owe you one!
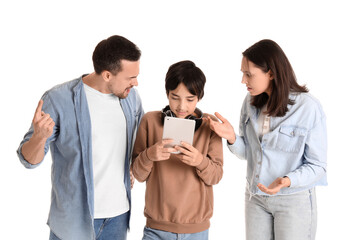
[228,93,327,195]
[17,76,144,240]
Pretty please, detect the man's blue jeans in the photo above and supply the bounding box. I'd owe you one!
[49,211,129,240]
[142,226,209,240]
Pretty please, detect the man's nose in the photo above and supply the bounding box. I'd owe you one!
[131,78,138,87]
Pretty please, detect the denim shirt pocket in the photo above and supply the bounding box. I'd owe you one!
[276,126,307,153]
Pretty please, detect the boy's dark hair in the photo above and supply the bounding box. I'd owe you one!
[92,35,141,75]
[165,60,206,100]
[243,39,308,117]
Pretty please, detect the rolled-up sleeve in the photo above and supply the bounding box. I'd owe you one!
[16,93,58,169]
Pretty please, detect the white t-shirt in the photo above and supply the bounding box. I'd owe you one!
[257,106,270,141]
[84,83,129,219]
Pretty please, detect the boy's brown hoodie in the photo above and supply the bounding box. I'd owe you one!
[131,110,223,234]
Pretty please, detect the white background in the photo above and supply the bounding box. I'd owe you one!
[1,0,346,239]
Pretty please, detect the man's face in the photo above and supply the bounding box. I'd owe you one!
[107,60,140,99]
[167,83,199,119]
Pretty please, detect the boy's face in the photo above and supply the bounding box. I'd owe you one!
[167,83,199,118]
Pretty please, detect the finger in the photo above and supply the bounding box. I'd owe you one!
[46,118,55,128]
[206,116,214,125]
[257,183,276,195]
[180,141,194,151]
[175,146,192,157]
[215,112,228,123]
[34,100,44,119]
[49,121,56,128]
[162,147,176,153]
[158,153,171,160]
[37,113,51,125]
[207,117,217,130]
[257,183,269,193]
[161,139,174,146]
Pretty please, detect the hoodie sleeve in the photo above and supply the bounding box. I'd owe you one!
[131,114,154,182]
[196,122,224,186]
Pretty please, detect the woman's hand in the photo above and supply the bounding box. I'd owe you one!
[257,177,291,195]
[175,142,204,168]
[206,112,236,144]
[147,139,176,161]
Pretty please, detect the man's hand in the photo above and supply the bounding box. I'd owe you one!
[175,142,204,168]
[257,177,291,195]
[206,112,236,144]
[22,100,55,165]
[32,100,55,140]
[146,139,176,161]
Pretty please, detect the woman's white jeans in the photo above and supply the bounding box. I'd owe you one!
[245,188,317,240]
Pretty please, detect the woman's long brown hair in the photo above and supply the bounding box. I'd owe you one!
[242,39,308,117]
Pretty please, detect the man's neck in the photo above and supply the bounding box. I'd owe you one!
[82,72,111,94]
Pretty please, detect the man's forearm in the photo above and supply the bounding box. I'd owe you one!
[21,135,47,165]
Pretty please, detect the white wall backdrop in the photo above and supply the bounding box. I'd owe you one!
[1,0,345,239]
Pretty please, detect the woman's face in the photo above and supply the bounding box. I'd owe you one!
[241,57,273,96]
[167,83,199,118]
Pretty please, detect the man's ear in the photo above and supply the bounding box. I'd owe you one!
[101,71,111,82]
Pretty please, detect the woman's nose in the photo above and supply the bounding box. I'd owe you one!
[241,75,247,84]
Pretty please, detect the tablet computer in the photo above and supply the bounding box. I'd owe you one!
[162,116,196,154]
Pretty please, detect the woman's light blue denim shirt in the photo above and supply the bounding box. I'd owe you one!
[228,93,327,195]
[17,76,144,240]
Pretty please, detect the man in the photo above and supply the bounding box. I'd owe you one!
[17,35,144,240]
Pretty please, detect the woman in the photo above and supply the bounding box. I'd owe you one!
[131,60,223,240]
[208,39,327,240]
